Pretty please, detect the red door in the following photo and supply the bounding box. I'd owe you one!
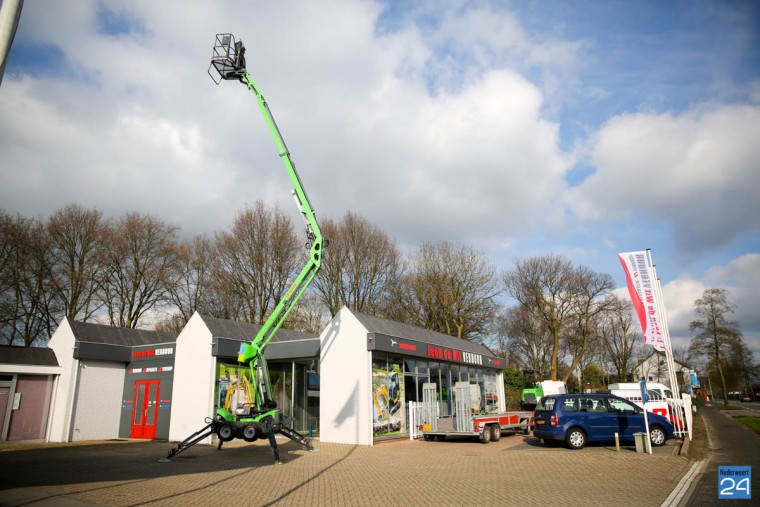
[131,380,160,439]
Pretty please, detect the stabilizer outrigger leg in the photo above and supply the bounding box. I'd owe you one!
[278,423,315,451]
[267,415,316,465]
[159,418,218,463]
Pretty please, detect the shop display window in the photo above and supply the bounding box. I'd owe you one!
[371,352,501,439]
[372,353,404,438]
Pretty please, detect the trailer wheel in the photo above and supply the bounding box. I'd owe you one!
[435,435,446,441]
[479,426,492,444]
[242,424,259,442]
[490,425,501,442]
[217,422,235,442]
[423,434,434,441]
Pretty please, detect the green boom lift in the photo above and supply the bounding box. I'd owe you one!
[162,34,325,465]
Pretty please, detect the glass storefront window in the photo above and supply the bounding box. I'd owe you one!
[404,358,416,375]
[369,354,503,440]
[269,363,292,417]
[305,360,320,437]
[372,353,404,439]
[373,354,387,371]
[450,365,460,384]
[484,372,499,414]
[429,363,440,390]
[216,363,253,412]
[439,363,451,416]
[215,360,315,434]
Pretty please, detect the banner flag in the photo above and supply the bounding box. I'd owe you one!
[617,251,665,351]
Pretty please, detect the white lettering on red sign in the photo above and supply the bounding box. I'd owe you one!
[132,347,174,359]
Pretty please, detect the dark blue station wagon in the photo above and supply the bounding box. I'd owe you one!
[533,393,675,449]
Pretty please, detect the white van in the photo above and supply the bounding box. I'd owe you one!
[607,382,674,403]
[607,382,684,429]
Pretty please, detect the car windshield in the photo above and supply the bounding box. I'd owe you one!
[535,397,555,412]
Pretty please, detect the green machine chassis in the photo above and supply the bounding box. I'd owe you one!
[163,34,324,464]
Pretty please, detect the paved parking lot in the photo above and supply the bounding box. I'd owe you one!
[0,431,689,507]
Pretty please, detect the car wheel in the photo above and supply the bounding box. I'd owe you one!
[566,428,586,449]
[480,426,492,444]
[490,425,501,442]
[649,425,667,447]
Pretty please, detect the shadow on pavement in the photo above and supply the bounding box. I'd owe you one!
[0,439,311,490]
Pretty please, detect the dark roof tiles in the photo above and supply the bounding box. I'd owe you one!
[198,315,316,343]
[0,346,60,366]
[68,321,176,347]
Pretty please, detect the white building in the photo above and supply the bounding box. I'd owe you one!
[320,308,506,445]
[3,307,506,447]
[636,350,692,393]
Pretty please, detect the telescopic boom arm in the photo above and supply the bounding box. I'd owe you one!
[209,34,326,410]
[209,33,324,368]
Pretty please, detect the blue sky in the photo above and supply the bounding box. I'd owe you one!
[1,0,759,360]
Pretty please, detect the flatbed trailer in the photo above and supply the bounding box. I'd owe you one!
[422,410,533,443]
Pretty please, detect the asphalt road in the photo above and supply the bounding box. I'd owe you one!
[682,405,760,506]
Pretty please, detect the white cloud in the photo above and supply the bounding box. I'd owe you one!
[569,105,760,252]
[705,254,760,340]
[644,256,760,355]
[660,275,704,339]
[1,0,571,245]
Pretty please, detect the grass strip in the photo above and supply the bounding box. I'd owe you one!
[735,416,760,435]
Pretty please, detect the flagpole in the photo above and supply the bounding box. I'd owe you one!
[646,249,685,437]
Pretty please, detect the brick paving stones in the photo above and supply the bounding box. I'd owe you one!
[0,432,691,506]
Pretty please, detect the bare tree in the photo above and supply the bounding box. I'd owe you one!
[287,292,329,335]
[213,202,301,324]
[46,204,107,324]
[392,241,499,341]
[711,340,758,400]
[313,211,401,317]
[167,234,216,323]
[0,211,17,341]
[100,212,180,328]
[562,267,616,383]
[0,212,55,346]
[600,296,643,382]
[493,306,553,375]
[503,254,576,380]
[688,288,743,405]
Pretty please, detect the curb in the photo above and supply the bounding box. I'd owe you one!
[659,460,706,507]
[669,408,713,506]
